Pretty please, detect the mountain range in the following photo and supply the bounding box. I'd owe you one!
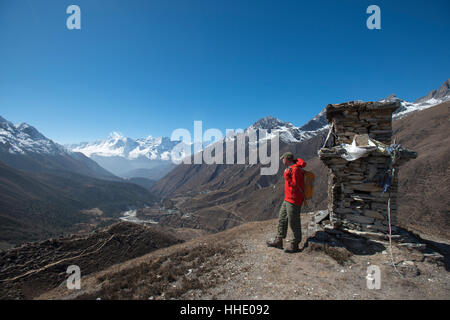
[147,78,450,239]
[0,116,118,181]
[0,78,448,248]
[0,118,157,248]
[66,133,180,180]
[65,79,449,180]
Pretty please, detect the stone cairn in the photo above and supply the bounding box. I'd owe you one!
[305,102,444,267]
[317,100,417,235]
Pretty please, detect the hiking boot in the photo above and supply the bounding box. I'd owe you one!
[284,241,300,253]
[302,240,309,250]
[266,237,283,249]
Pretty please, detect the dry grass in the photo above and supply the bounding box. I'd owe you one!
[307,242,354,266]
[83,242,238,300]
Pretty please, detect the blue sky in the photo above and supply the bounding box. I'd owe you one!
[0,0,449,144]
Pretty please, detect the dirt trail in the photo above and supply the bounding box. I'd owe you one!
[178,219,449,299]
[37,218,449,300]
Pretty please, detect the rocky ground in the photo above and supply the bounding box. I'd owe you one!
[36,217,449,300]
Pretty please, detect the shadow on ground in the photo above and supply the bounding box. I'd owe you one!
[305,230,386,256]
[305,228,449,271]
[409,233,450,272]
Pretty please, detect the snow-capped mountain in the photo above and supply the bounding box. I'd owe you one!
[298,109,328,132]
[0,116,118,180]
[66,78,449,166]
[67,132,179,161]
[245,78,449,145]
[387,78,450,119]
[0,116,66,155]
[66,133,182,180]
[247,115,327,144]
[19,77,444,180]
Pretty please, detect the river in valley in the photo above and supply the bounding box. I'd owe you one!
[119,209,159,225]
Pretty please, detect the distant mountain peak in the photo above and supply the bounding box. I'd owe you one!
[381,94,403,102]
[298,108,328,132]
[252,78,450,142]
[435,78,450,100]
[245,114,327,144]
[68,133,179,160]
[391,78,450,119]
[415,89,437,104]
[15,123,48,141]
[0,115,10,124]
[251,116,294,130]
[108,131,125,140]
[0,116,65,155]
[414,78,449,104]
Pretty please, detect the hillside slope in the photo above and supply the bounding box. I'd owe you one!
[0,161,156,248]
[0,222,190,299]
[145,132,326,233]
[393,101,450,237]
[36,218,449,300]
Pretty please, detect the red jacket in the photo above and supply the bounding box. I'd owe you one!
[284,158,307,206]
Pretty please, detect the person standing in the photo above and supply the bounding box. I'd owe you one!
[266,152,306,253]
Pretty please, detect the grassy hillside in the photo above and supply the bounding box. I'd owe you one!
[0,222,184,299]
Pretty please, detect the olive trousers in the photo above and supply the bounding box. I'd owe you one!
[276,200,302,244]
